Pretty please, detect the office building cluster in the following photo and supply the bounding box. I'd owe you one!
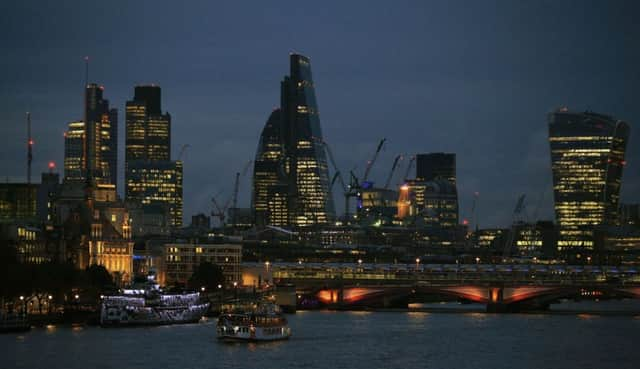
[1,53,639,284]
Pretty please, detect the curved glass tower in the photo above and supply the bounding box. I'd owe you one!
[548,108,629,250]
[252,54,335,227]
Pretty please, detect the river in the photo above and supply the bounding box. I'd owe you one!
[3,308,640,369]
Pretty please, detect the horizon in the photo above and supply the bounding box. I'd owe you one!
[1,0,639,228]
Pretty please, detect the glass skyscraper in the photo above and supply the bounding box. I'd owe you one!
[125,85,181,227]
[416,153,457,185]
[548,108,629,250]
[63,84,117,185]
[252,54,335,227]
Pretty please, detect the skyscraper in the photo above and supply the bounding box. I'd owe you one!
[416,153,456,184]
[125,85,170,169]
[252,54,335,227]
[125,85,181,227]
[252,109,285,226]
[548,108,629,250]
[84,84,117,185]
[126,160,183,228]
[64,121,85,182]
[63,84,117,185]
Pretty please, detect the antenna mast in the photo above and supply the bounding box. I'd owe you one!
[27,112,32,184]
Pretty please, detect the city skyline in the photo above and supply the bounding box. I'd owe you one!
[1,1,639,228]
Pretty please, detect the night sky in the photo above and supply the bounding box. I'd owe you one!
[1,0,639,228]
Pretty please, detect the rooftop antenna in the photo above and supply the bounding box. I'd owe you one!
[27,112,32,184]
[83,56,90,182]
[84,55,89,88]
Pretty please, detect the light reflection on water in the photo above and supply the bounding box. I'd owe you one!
[2,310,640,369]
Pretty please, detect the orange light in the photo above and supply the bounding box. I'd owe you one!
[400,185,409,191]
[29,140,34,145]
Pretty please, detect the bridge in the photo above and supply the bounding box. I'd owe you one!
[271,263,640,312]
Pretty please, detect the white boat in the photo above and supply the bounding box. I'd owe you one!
[100,287,209,327]
[217,303,291,342]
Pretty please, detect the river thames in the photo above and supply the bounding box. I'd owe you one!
[3,308,640,369]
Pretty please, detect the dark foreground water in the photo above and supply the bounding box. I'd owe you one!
[3,309,640,369]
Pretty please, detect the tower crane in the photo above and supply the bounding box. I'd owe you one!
[502,194,527,259]
[230,160,253,227]
[384,154,403,189]
[402,155,416,181]
[362,138,386,185]
[211,191,231,227]
[177,144,191,161]
[211,160,253,228]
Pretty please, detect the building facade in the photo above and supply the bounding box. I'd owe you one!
[126,160,183,227]
[83,84,117,185]
[397,179,459,229]
[161,243,242,287]
[252,54,335,228]
[0,184,37,223]
[125,85,181,228]
[416,153,457,184]
[548,109,629,250]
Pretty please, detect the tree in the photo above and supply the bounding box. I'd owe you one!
[188,262,225,291]
[84,264,115,293]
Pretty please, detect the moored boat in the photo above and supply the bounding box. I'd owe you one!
[217,303,291,342]
[100,285,209,327]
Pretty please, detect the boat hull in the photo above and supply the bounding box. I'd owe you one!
[100,303,209,327]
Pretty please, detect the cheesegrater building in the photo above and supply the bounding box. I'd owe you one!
[548,108,629,251]
[252,54,335,227]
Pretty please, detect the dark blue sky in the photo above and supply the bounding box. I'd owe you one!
[1,0,639,227]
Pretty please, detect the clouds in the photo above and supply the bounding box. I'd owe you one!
[1,0,639,227]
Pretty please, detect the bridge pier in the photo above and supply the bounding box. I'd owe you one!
[485,287,507,313]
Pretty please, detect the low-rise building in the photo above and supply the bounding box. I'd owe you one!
[160,243,242,287]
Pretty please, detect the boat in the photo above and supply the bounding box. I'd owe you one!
[217,303,291,342]
[100,285,209,327]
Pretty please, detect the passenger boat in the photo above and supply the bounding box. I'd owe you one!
[100,285,209,327]
[217,303,291,342]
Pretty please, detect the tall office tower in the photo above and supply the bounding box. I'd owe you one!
[252,54,335,227]
[416,153,456,185]
[125,85,181,227]
[281,54,335,226]
[64,121,85,182]
[252,109,286,226]
[125,85,170,169]
[548,108,629,250]
[126,160,183,227]
[84,84,117,185]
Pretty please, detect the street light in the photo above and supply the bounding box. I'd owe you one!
[201,286,206,292]
[475,257,480,264]
[415,258,421,271]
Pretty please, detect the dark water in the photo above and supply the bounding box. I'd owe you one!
[3,310,640,369]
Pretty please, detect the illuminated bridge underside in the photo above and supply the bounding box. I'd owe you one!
[309,285,639,310]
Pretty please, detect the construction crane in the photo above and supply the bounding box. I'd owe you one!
[322,141,347,192]
[177,144,191,161]
[329,172,342,193]
[322,141,351,221]
[211,192,231,226]
[402,155,416,181]
[230,160,253,227]
[211,160,253,228]
[362,138,386,185]
[384,154,403,189]
[502,194,527,259]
